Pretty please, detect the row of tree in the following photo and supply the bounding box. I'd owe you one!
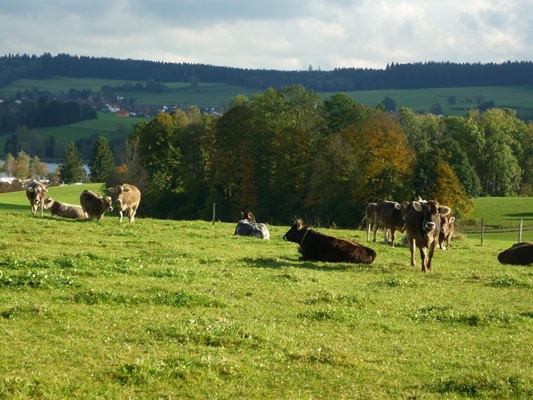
[2,53,533,92]
[7,85,531,227]
[111,85,533,225]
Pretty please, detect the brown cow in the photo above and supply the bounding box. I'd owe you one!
[283,219,376,264]
[362,202,378,241]
[498,242,533,265]
[404,200,451,272]
[439,215,455,250]
[43,197,85,219]
[108,184,141,223]
[26,181,48,217]
[373,200,408,247]
[80,190,113,220]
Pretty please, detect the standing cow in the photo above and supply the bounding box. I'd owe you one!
[283,219,376,264]
[80,190,113,220]
[373,200,408,247]
[361,202,378,241]
[439,214,455,250]
[108,184,141,223]
[26,181,48,217]
[404,200,451,272]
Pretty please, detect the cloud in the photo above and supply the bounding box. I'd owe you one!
[0,0,531,71]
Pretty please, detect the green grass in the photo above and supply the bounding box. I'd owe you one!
[0,185,531,398]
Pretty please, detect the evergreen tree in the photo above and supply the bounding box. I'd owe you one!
[59,142,85,184]
[89,136,115,183]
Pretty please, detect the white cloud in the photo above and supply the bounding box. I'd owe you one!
[0,0,532,70]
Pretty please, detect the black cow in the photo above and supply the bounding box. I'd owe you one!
[283,219,376,264]
[498,242,533,265]
[404,200,451,272]
[373,200,408,247]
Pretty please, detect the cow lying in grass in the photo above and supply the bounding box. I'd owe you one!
[234,211,270,240]
[43,197,85,219]
[283,219,376,264]
[498,242,533,265]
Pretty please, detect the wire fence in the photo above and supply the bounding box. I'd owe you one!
[460,218,533,245]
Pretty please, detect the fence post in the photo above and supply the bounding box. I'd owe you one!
[480,218,484,246]
[212,202,216,225]
[518,219,523,243]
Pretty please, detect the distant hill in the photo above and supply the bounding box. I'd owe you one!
[2,53,533,92]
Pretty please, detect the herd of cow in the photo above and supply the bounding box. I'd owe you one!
[25,181,141,223]
[237,198,533,269]
[25,181,532,268]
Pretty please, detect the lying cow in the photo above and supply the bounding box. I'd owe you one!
[404,200,451,272]
[439,214,455,250]
[283,219,376,264]
[26,181,48,217]
[234,211,270,240]
[498,242,533,265]
[108,184,141,223]
[80,189,113,220]
[373,200,408,247]
[43,197,85,219]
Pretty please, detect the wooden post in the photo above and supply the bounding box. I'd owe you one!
[518,219,523,243]
[212,202,216,225]
[480,218,484,246]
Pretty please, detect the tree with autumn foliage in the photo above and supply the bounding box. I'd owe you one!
[431,162,473,218]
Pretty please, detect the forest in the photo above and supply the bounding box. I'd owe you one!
[94,85,533,226]
[2,53,533,92]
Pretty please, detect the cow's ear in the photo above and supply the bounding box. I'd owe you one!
[439,206,451,216]
[296,219,304,230]
[413,201,423,212]
[123,188,130,192]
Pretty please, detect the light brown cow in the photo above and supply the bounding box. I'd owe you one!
[25,181,48,217]
[108,184,141,223]
[80,190,113,220]
[43,197,85,219]
[439,215,455,250]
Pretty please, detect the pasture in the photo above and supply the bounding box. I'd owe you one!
[0,186,532,399]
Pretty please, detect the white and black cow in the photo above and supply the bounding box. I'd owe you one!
[234,211,270,240]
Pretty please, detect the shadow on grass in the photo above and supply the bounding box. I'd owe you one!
[504,212,533,219]
[242,256,371,272]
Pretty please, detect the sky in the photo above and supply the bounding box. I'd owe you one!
[1,0,532,71]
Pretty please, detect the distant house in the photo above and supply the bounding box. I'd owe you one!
[115,110,130,118]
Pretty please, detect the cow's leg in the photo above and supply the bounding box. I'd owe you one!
[390,229,396,247]
[419,247,428,272]
[366,222,371,241]
[39,202,44,217]
[130,207,137,223]
[373,223,378,243]
[31,203,37,216]
[426,242,437,271]
[409,238,417,268]
[119,209,124,223]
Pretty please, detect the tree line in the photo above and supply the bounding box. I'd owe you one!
[4,84,531,227]
[87,85,531,226]
[2,53,533,92]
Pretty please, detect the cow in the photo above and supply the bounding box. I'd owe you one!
[25,181,48,217]
[108,184,141,223]
[439,214,455,250]
[361,202,378,241]
[283,219,376,264]
[404,200,451,272]
[80,190,113,220]
[373,200,408,247]
[234,211,270,240]
[43,197,85,219]
[497,242,533,265]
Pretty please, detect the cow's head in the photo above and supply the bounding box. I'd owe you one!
[104,196,114,211]
[283,219,306,243]
[440,215,455,234]
[108,185,129,206]
[43,197,54,209]
[27,183,48,204]
[412,200,450,235]
[239,211,256,223]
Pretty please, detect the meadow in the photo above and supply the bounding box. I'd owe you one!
[0,185,531,399]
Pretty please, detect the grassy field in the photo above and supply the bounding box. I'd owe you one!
[0,186,531,398]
